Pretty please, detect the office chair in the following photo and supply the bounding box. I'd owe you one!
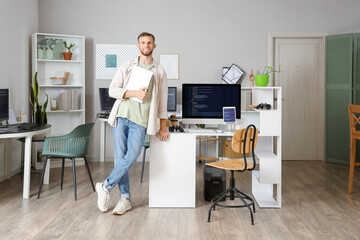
[140,135,150,183]
[206,124,258,225]
[348,105,360,193]
[37,122,95,201]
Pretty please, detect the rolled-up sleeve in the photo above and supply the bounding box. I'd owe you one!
[157,67,168,119]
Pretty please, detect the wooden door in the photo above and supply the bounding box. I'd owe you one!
[274,37,325,160]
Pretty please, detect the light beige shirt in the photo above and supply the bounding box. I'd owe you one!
[117,61,154,128]
[107,57,168,135]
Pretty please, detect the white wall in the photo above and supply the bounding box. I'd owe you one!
[0,0,38,179]
[33,0,360,160]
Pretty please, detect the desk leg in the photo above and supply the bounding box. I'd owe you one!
[23,136,32,199]
[5,139,11,179]
[100,120,106,162]
[44,159,50,184]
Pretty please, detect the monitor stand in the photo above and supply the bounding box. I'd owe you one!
[226,123,236,133]
[0,120,9,128]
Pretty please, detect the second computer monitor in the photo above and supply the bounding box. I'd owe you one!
[167,87,177,112]
[99,88,116,112]
[0,89,9,122]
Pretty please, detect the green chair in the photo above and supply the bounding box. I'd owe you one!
[140,135,150,183]
[37,122,95,201]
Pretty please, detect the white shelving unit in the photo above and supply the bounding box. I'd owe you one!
[250,87,282,208]
[31,33,86,169]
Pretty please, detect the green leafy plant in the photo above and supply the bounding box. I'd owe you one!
[30,72,48,124]
[63,41,75,52]
[262,65,281,75]
[196,124,205,129]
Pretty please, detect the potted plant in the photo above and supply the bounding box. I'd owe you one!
[255,65,281,87]
[30,72,48,124]
[63,41,75,60]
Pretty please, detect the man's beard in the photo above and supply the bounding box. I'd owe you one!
[140,49,153,56]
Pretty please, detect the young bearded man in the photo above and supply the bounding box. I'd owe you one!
[96,32,169,214]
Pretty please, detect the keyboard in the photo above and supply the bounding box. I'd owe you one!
[186,129,218,133]
[99,112,110,118]
[19,122,37,130]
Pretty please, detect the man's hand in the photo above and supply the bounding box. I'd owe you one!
[124,87,148,101]
[156,129,169,141]
[156,119,169,141]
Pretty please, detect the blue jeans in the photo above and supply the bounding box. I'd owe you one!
[103,117,146,199]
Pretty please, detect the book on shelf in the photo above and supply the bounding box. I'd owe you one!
[71,90,79,110]
[56,90,79,110]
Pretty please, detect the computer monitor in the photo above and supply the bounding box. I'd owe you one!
[182,84,241,121]
[0,89,9,123]
[99,88,116,112]
[167,87,177,112]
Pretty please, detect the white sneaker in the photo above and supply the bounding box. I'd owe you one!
[96,182,111,213]
[112,198,132,215]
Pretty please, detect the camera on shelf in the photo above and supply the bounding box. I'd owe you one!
[251,103,271,110]
[169,125,184,132]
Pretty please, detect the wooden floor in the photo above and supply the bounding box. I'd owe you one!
[1,160,360,240]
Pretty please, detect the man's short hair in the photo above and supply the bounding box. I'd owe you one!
[138,32,155,43]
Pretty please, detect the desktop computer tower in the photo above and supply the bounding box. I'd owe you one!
[203,165,226,201]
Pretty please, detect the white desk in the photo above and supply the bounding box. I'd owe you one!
[98,118,108,162]
[0,124,51,199]
[149,131,235,208]
[149,127,282,208]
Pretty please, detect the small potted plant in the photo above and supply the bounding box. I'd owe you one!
[63,41,75,60]
[255,65,281,87]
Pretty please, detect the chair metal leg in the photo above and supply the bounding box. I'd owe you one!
[207,172,256,225]
[208,187,231,222]
[37,157,48,199]
[140,147,147,183]
[234,187,256,213]
[60,158,65,190]
[72,158,77,201]
[83,156,95,191]
[234,189,254,225]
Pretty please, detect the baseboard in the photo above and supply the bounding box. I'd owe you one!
[0,167,21,182]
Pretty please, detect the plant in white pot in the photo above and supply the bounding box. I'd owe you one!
[63,41,75,60]
[255,65,281,87]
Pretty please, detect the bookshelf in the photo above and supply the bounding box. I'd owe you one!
[32,33,86,170]
[32,33,85,135]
